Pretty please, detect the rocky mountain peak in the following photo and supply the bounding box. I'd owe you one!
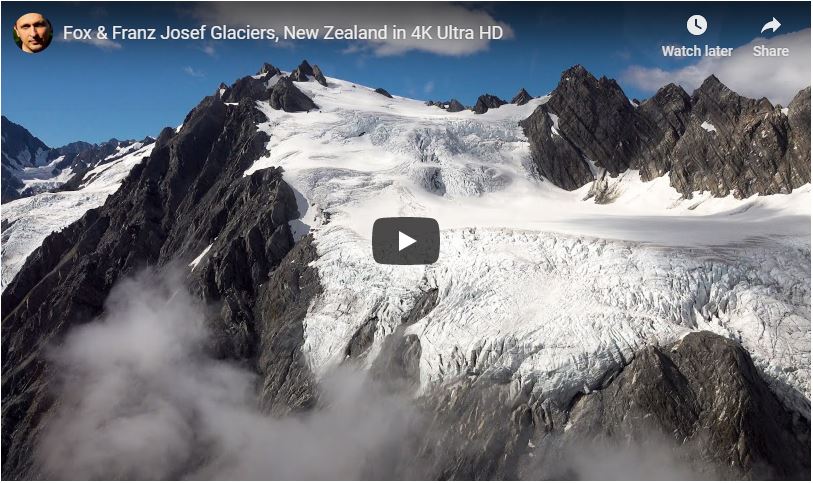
[258,62,282,77]
[290,59,328,86]
[522,64,810,199]
[561,64,591,80]
[219,62,318,112]
[473,94,507,114]
[447,99,465,112]
[696,74,726,93]
[511,88,532,105]
[550,65,630,114]
[651,83,691,104]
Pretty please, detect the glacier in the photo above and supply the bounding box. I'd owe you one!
[243,76,811,417]
[1,142,154,289]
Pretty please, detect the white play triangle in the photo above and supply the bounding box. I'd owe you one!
[398,231,417,251]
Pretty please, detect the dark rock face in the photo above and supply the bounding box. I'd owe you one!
[290,59,328,87]
[251,235,322,415]
[1,115,49,173]
[670,77,809,197]
[787,87,811,185]
[374,87,393,98]
[268,76,318,112]
[473,94,507,114]
[257,62,281,77]
[511,88,532,105]
[522,65,811,198]
[221,63,317,112]
[548,331,811,479]
[518,102,595,191]
[447,99,465,112]
[407,377,535,480]
[220,73,269,103]
[311,65,329,87]
[539,65,662,177]
[634,82,693,180]
[0,164,24,203]
[1,83,305,478]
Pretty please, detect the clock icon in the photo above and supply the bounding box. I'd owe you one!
[687,15,708,35]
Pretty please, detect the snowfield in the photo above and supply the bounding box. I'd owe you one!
[247,76,811,417]
[1,142,154,289]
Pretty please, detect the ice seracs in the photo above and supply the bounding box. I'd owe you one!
[243,67,810,418]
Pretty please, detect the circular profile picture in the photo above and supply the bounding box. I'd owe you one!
[13,13,53,54]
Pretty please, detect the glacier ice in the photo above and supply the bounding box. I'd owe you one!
[245,75,810,417]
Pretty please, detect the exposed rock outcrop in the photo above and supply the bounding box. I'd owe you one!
[268,76,318,112]
[473,94,507,114]
[290,59,328,87]
[374,87,393,98]
[535,331,811,479]
[447,99,465,112]
[258,62,282,77]
[521,65,811,198]
[220,63,317,112]
[425,99,466,112]
[511,88,532,105]
[669,75,804,197]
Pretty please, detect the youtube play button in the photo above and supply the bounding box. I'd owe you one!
[372,217,439,265]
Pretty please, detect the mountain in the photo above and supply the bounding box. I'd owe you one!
[511,88,533,106]
[1,116,153,203]
[473,93,508,114]
[1,116,49,202]
[1,62,809,479]
[1,118,156,289]
[520,65,811,200]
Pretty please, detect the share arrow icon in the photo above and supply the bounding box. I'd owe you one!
[761,17,781,34]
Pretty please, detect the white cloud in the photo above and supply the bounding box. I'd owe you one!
[198,42,217,57]
[192,2,514,56]
[36,269,423,479]
[183,66,205,78]
[59,35,122,50]
[423,80,435,94]
[621,28,810,105]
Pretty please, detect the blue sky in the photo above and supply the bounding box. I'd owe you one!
[2,1,810,147]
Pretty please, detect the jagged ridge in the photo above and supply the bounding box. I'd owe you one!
[520,65,811,198]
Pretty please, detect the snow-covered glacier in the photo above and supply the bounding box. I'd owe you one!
[243,76,810,418]
[1,142,154,289]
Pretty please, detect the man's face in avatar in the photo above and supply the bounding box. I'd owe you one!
[15,13,50,53]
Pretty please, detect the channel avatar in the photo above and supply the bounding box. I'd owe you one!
[13,12,52,53]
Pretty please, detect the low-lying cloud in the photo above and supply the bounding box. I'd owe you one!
[522,432,723,480]
[622,28,811,105]
[36,269,420,480]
